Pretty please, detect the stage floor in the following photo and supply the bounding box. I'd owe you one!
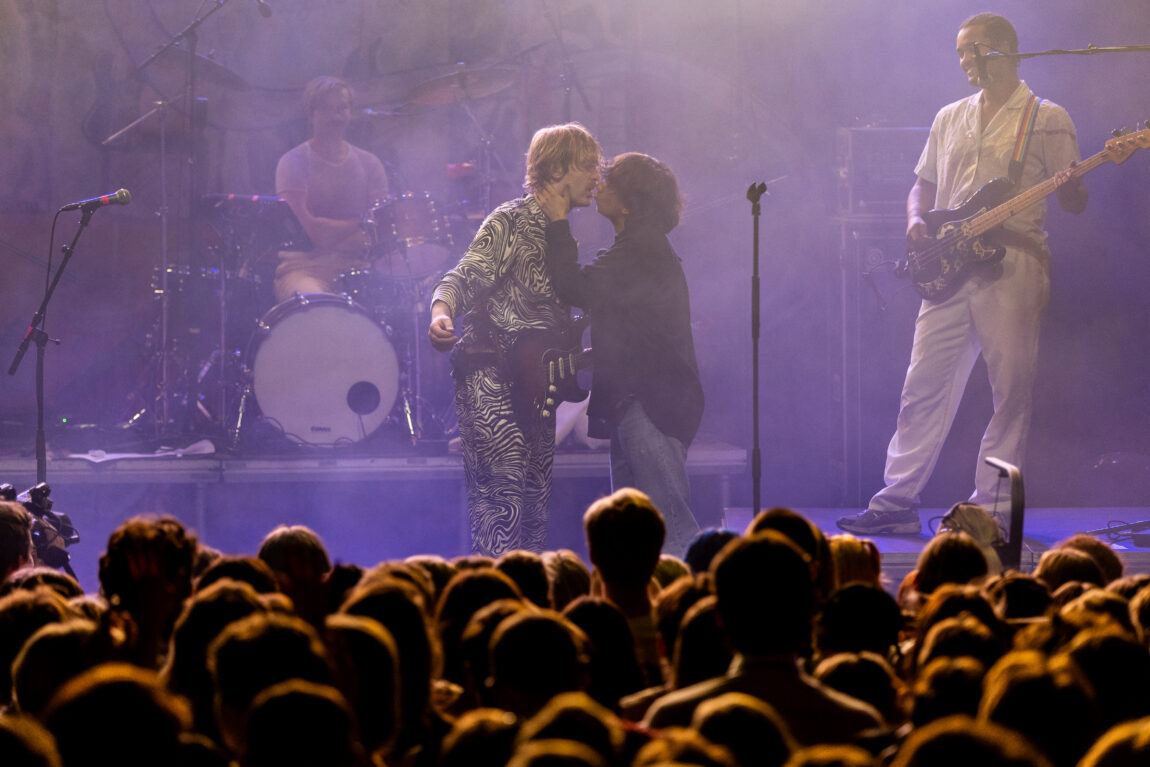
[726,506,1150,589]
[2,442,1148,594]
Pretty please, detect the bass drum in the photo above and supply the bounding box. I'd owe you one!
[249,293,398,445]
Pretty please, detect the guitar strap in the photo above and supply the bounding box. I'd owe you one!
[1008,94,1043,187]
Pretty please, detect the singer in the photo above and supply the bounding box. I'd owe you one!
[838,13,1088,536]
[541,153,704,556]
[428,123,602,557]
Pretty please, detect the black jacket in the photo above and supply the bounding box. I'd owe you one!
[545,218,704,446]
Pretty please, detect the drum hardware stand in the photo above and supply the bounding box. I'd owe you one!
[390,277,425,446]
[108,0,243,442]
[208,228,241,442]
[542,0,593,124]
[230,382,254,451]
[201,196,311,451]
[103,100,179,437]
[454,99,510,214]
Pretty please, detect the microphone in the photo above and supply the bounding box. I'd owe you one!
[255,0,273,17]
[59,188,132,212]
[974,49,988,85]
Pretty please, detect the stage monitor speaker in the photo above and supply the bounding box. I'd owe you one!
[837,218,921,506]
[835,127,929,217]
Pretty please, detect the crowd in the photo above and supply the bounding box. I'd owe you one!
[2,490,1150,767]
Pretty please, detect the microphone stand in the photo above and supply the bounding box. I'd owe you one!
[1005,43,1150,60]
[542,0,592,122]
[746,182,768,515]
[8,209,97,483]
[973,41,1150,84]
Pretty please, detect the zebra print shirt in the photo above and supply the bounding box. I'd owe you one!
[432,195,569,354]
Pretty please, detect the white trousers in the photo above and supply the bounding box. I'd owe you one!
[869,248,1050,515]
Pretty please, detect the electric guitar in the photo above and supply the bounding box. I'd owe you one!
[904,127,1150,302]
[508,315,593,422]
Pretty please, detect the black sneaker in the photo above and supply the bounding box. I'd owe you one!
[836,508,921,535]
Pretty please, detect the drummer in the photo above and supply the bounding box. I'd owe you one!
[273,75,390,303]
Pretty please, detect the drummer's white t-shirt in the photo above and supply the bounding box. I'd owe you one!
[276,141,389,222]
[273,141,389,301]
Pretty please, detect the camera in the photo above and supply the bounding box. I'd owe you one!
[1,481,80,570]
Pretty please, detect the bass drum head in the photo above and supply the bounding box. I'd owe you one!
[251,293,398,445]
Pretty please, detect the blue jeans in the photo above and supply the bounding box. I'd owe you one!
[610,399,699,557]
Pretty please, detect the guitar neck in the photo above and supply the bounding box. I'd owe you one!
[969,149,1106,237]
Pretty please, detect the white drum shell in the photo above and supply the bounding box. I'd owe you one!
[251,293,398,445]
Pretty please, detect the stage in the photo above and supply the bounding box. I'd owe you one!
[3,440,1149,594]
[727,506,1150,591]
[0,440,744,592]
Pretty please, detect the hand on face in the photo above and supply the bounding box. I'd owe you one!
[535,186,571,222]
[539,162,601,220]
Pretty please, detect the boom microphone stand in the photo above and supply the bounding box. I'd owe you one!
[979,42,1150,63]
[8,209,99,483]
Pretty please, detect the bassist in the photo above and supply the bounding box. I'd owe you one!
[839,13,1087,536]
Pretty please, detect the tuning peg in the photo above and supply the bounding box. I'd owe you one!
[1111,128,1124,138]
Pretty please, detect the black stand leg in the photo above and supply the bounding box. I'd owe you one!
[746,182,768,516]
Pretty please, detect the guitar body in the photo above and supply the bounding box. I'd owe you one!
[508,315,591,423]
[906,178,1014,302]
[899,127,1149,302]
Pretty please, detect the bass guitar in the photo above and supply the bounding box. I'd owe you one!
[508,315,593,422]
[905,127,1150,302]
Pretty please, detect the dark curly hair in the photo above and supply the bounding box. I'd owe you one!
[603,152,683,234]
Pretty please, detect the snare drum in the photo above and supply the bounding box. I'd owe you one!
[364,192,453,279]
[248,292,398,445]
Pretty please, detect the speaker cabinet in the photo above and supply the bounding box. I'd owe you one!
[837,218,922,505]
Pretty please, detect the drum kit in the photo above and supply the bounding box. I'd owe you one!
[116,62,524,452]
[77,2,534,453]
[135,188,465,452]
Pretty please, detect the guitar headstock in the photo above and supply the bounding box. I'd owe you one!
[1105,125,1150,164]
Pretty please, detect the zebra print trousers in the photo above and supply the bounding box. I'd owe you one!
[455,362,553,556]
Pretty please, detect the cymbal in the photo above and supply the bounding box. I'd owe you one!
[145,46,251,95]
[405,66,516,106]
